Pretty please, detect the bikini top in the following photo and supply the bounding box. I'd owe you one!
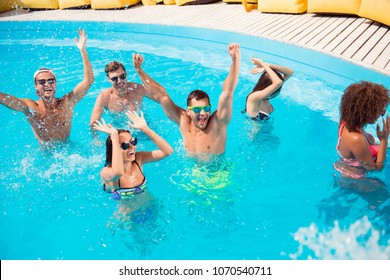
[242,99,274,121]
[336,122,379,166]
[103,161,147,191]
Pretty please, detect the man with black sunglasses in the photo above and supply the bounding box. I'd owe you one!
[134,43,241,156]
[0,29,94,143]
[90,56,159,128]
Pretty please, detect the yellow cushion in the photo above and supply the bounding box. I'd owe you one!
[307,0,361,15]
[163,0,175,4]
[0,0,20,12]
[142,0,162,5]
[19,0,59,9]
[58,0,91,9]
[258,0,307,14]
[176,0,220,5]
[358,0,390,26]
[91,0,140,9]
[175,0,192,5]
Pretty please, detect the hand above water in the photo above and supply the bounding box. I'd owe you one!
[132,53,144,71]
[228,43,240,62]
[93,118,118,137]
[377,115,390,141]
[127,110,148,132]
[75,29,87,52]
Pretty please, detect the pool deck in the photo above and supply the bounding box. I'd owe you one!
[0,2,389,76]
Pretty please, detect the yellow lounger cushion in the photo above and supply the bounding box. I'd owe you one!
[19,0,59,9]
[258,0,308,14]
[163,0,175,4]
[358,0,390,26]
[58,0,91,9]
[0,0,21,12]
[91,0,140,9]
[176,0,220,6]
[307,0,362,15]
[242,0,258,12]
[142,0,162,5]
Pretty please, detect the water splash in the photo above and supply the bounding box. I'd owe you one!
[39,153,102,179]
[9,152,102,185]
[0,38,230,70]
[290,216,390,259]
[283,73,343,122]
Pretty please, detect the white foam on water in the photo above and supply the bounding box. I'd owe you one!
[10,152,102,183]
[0,38,232,70]
[290,216,390,259]
[282,74,343,122]
[39,153,102,179]
[20,155,35,181]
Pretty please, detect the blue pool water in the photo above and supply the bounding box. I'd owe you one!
[0,21,389,260]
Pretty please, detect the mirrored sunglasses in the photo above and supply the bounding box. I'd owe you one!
[187,105,212,114]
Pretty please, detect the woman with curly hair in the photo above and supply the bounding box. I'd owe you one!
[334,81,389,178]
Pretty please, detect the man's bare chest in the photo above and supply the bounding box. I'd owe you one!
[31,106,72,127]
[107,95,142,112]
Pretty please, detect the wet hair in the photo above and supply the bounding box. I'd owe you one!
[251,70,284,100]
[105,61,126,77]
[340,81,389,132]
[104,129,131,167]
[242,70,285,113]
[187,90,210,106]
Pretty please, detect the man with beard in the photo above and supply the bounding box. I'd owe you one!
[90,55,158,127]
[133,43,241,156]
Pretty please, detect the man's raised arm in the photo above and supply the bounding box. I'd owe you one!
[67,29,94,105]
[133,53,183,124]
[217,43,241,125]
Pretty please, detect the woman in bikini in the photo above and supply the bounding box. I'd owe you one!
[93,111,174,199]
[243,57,293,122]
[334,81,389,178]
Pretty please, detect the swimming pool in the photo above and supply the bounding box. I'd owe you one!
[0,21,389,260]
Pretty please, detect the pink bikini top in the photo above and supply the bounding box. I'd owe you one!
[336,122,379,166]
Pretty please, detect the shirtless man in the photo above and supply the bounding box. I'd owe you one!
[134,43,241,156]
[89,55,158,127]
[0,29,94,143]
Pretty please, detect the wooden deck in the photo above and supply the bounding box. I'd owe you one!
[1,2,389,76]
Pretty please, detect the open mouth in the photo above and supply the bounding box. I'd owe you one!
[197,115,208,127]
[42,89,53,96]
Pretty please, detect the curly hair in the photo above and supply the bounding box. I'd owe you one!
[340,81,389,132]
[105,61,126,77]
[187,90,210,106]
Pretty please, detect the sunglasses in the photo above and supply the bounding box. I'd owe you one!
[120,138,138,150]
[110,73,127,83]
[187,105,212,113]
[36,79,56,85]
